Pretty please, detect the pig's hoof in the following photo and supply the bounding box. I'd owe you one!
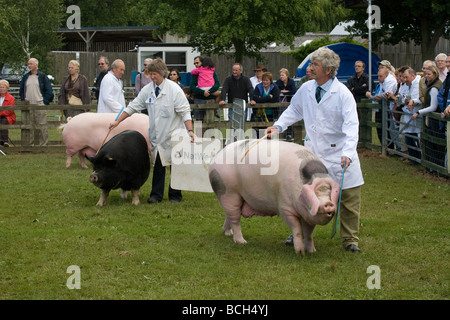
[224,229,233,236]
[96,201,106,207]
[131,200,140,206]
[233,237,247,244]
[81,164,88,169]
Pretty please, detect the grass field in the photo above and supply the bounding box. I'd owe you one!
[0,148,449,300]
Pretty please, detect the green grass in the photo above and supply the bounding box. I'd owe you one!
[0,149,449,300]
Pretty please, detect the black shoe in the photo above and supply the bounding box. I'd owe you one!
[147,196,162,204]
[285,234,294,246]
[169,198,181,203]
[344,244,361,253]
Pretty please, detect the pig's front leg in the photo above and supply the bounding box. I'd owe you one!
[65,155,72,169]
[301,220,316,253]
[281,211,305,256]
[96,189,110,206]
[131,189,140,206]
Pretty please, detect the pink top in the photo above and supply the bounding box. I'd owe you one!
[190,66,215,87]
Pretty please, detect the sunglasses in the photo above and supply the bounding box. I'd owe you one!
[98,63,105,65]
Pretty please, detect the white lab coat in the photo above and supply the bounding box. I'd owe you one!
[274,78,364,190]
[124,79,191,166]
[97,71,126,113]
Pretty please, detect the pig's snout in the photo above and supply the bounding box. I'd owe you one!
[322,201,336,217]
[90,172,100,186]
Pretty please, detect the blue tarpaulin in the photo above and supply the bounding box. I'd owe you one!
[295,43,381,82]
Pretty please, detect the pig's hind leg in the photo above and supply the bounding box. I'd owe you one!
[220,193,247,244]
[79,147,96,169]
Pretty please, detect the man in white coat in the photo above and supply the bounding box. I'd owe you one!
[97,59,126,113]
[110,58,194,203]
[266,47,364,253]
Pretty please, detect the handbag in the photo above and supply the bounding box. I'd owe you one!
[68,94,83,105]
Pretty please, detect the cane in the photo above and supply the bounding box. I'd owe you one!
[96,107,124,155]
[240,134,268,161]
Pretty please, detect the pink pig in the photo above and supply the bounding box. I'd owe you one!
[208,139,340,256]
[61,112,150,168]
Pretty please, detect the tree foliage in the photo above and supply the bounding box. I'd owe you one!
[0,0,64,71]
[147,0,313,63]
[347,0,450,60]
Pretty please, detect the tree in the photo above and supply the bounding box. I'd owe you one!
[147,0,313,63]
[347,0,450,60]
[0,0,64,71]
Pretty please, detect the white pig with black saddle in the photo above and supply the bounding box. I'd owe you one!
[208,139,340,256]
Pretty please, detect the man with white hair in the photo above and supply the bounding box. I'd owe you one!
[266,47,364,253]
[435,53,448,81]
[97,59,126,113]
[19,57,53,146]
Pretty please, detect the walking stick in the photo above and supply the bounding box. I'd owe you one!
[96,107,124,155]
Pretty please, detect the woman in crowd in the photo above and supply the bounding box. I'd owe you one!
[412,64,444,166]
[168,69,184,88]
[135,58,152,96]
[275,68,296,102]
[58,60,91,121]
[0,79,16,147]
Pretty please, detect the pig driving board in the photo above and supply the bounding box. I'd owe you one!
[171,137,222,192]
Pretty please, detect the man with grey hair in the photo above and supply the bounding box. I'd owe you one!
[19,57,53,146]
[266,47,364,253]
[97,59,126,113]
[435,53,448,81]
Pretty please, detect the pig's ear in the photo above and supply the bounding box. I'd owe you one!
[103,156,116,167]
[299,184,320,217]
[85,154,95,163]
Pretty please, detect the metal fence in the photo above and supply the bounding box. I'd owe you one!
[357,99,449,177]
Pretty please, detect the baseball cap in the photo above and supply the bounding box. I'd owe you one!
[377,60,393,68]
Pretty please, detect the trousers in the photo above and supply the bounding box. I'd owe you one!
[340,185,362,247]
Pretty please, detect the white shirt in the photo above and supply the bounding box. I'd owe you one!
[379,73,398,111]
[401,75,422,133]
[124,79,192,166]
[97,71,126,113]
[274,78,364,190]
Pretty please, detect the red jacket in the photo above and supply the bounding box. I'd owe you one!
[0,92,16,124]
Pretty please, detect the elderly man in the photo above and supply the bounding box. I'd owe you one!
[374,68,402,151]
[266,47,364,253]
[19,58,53,146]
[97,59,126,113]
[110,58,194,204]
[435,53,448,82]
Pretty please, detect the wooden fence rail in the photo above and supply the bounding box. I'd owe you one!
[0,101,304,153]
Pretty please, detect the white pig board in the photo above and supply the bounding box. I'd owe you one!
[171,137,222,193]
